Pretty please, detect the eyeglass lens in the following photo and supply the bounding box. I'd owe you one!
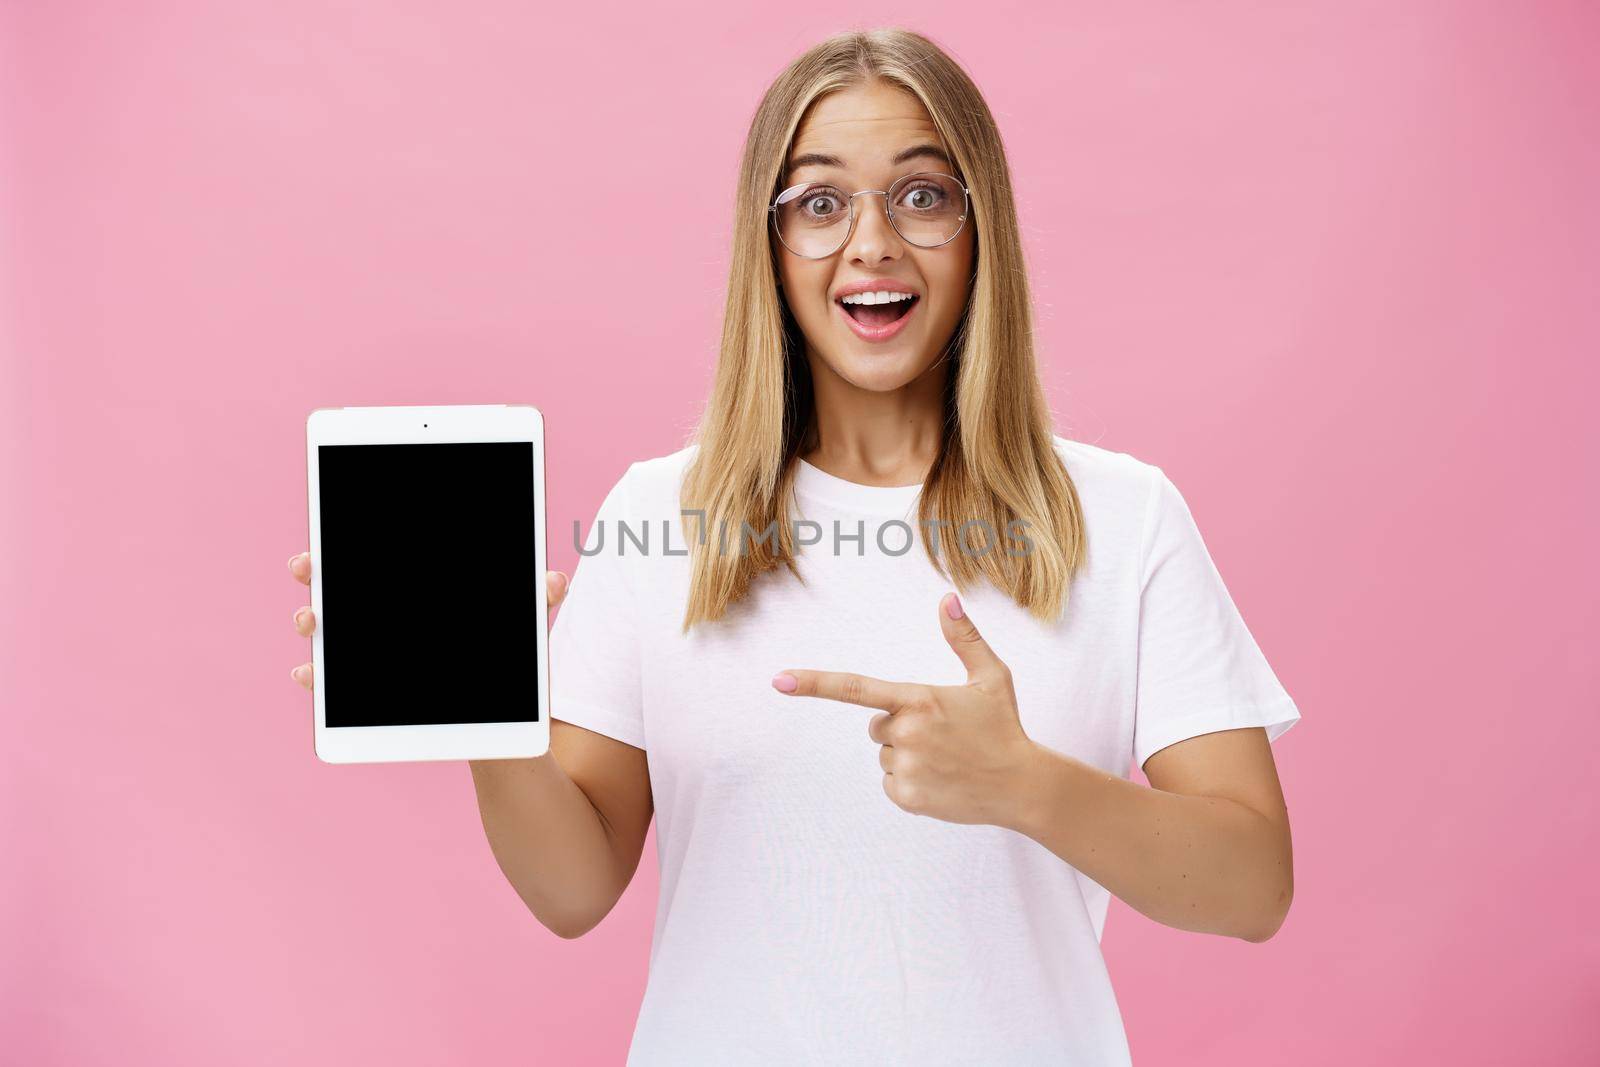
[774,173,966,258]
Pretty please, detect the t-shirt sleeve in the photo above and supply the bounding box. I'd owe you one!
[1131,465,1300,771]
[547,464,647,750]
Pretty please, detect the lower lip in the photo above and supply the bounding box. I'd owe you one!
[835,297,919,343]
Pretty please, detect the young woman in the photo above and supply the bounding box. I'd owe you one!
[288,28,1299,1066]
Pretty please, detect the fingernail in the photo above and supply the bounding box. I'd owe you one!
[294,607,309,626]
[771,672,797,693]
[287,555,299,571]
[944,593,964,619]
[290,665,308,684]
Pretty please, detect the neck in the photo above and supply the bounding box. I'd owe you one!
[801,350,948,487]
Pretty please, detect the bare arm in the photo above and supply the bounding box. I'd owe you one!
[288,556,654,939]
[1011,726,1293,942]
[468,720,652,938]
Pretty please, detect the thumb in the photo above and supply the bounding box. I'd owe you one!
[938,592,1008,685]
[547,571,570,613]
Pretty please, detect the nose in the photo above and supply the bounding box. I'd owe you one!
[842,190,904,266]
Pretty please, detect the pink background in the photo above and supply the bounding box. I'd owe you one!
[4,2,1596,1063]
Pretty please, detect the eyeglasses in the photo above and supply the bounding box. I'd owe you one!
[770,171,971,259]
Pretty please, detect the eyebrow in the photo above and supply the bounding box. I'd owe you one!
[786,143,951,176]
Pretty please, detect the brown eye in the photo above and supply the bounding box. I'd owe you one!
[898,183,946,213]
[802,192,844,220]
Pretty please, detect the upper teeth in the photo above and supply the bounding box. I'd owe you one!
[840,291,916,305]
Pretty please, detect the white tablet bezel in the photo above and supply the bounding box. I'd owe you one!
[305,404,551,763]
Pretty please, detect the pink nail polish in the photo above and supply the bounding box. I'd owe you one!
[944,593,964,619]
[772,672,798,693]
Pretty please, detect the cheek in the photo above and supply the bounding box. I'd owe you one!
[914,236,973,309]
[779,261,832,322]
[924,267,972,328]
[949,247,977,315]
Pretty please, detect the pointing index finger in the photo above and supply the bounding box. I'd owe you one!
[773,669,910,712]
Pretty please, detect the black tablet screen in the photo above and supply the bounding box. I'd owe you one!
[316,441,540,728]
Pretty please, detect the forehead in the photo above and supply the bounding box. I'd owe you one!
[786,82,943,180]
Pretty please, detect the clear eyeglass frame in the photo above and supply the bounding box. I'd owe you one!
[769,171,972,260]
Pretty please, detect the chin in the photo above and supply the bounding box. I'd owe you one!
[825,348,937,392]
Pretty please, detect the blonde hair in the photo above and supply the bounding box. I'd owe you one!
[679,27,1087,631]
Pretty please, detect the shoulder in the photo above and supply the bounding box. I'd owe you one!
[1049,434,1163,515]
[613,441,700,512]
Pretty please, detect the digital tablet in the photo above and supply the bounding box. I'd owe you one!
[304,404,551,763]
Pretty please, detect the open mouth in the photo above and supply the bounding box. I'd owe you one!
[839,294,920,328]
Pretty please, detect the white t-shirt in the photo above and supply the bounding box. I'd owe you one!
[548,436,1300,1066]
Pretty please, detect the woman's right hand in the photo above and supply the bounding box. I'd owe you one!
[287,552,570,690]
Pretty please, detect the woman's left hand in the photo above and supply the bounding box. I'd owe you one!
[772,592,1040,828]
